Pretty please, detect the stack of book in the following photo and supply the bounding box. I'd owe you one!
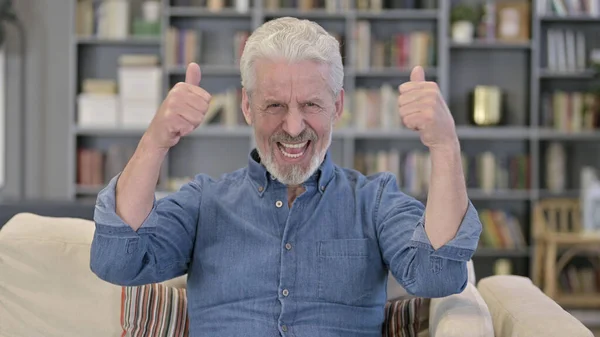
[353,84,402,129]
[172,0,250,12]
[478,209,527,250]
[264,0,350,11]
[353,149,531,195]
[538,0,600,16]
[354,21,435,71]
[118,54,162,128]
[546,28,587,73]
[165,28,250,67]
[540,90,599,132]
[77,79,119,128]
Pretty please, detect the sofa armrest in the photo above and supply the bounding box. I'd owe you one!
[428,282,494,337]
[477,275,593,337]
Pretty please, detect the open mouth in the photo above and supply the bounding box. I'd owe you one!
[277,140,311,159]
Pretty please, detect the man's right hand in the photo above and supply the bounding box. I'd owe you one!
[143,62,212,150]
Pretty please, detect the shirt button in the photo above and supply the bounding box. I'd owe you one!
[282,289,289,296]
[285,243,292,250]
[271,174,276,180]
[320,185,325,191]
[275,200,283,208]
[258,186,263,192]
[281,325,288,332]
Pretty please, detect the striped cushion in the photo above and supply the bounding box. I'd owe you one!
[120,284,423,336]
[382,297,424,337]
[121,284,189,337]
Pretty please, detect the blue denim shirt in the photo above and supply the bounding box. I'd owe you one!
[91,149,482,337]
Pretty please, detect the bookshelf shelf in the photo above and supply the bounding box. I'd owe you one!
[555,294,600,309]
[355,9,438,20]
[449,40,533,50]
[76,185,173,199]
[537,129,600,140]
[189,126,253,137]
[455,126,532,139]
[352,128,419,139]
[538,189,581,198]
[354,67,438,78]
[75,185,103,195]
[466,189,532,201]
[76,36,161,45]
[539,15,600,22]
[167,6,252,18]
[474,248,530,257]
[539,69,597,79]
[74,127,147,137]
[264,9,347,19]
[167,65,241,76]
[348,126,533,140]
[405,189,532,202]
[74,126,253,138]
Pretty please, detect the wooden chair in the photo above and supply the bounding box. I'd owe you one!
[532,198,600,308]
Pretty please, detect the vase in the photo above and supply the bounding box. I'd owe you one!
[468,85,503,126]
[452,21,474,44]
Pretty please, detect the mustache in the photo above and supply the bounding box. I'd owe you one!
[271,128,317,143]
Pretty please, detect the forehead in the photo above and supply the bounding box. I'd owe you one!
[253,59,331,99]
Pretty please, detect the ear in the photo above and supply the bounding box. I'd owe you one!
[241,88,252,125]
[333,88,344,123]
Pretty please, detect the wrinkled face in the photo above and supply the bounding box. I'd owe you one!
[242,59,344,186]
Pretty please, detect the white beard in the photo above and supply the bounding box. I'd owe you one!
[256,128,332,186]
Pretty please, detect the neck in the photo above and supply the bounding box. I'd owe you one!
[287,184,306,207]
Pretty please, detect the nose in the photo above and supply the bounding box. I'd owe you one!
[282,106,305,138]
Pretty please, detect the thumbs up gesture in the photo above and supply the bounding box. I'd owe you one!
[398,66,458,151]
[143,62,212,150]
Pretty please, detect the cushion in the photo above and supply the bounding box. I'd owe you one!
[382,297,426,337]
[478,275,594,337]
[121,283,189,337]
[121,283,429,337]
[0,213,123,337]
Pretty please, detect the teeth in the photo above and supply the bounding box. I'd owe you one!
[278,141,308,158]
[280,141,308,149]
[281,149,304,158]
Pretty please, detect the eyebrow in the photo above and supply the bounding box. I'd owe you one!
[299,97,326,104]
[262,99,284,106]
[261,97,326,105]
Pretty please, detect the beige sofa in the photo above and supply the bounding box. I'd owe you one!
[0,212,594,337]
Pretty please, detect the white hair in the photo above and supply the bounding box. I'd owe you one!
[240,16,344,97]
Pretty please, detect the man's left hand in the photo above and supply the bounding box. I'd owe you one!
[397,66,459,151]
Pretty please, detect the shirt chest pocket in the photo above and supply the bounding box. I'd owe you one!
[317,238,382,306]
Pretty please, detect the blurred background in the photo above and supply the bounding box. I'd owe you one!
[0,0,599,332]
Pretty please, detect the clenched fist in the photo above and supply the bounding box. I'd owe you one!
[143,62,212,150]
[398,66,458,151]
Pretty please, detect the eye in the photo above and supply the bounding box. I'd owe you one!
[264,103,285,114]
[303,102,322,112]
[303,102,321,109]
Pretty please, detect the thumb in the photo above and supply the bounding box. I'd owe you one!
[185,62,202,86]
[410,65,425,82]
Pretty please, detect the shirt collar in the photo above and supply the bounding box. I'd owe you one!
[247,148,335,195]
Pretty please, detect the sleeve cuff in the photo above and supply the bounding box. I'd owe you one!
[410,200,482,261]
[93,173,159,236]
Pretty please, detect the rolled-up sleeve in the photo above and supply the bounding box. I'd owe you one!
[375,173,482,299]
[90,173,204,286]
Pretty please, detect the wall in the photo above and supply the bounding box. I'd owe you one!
[1,0,71,201]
